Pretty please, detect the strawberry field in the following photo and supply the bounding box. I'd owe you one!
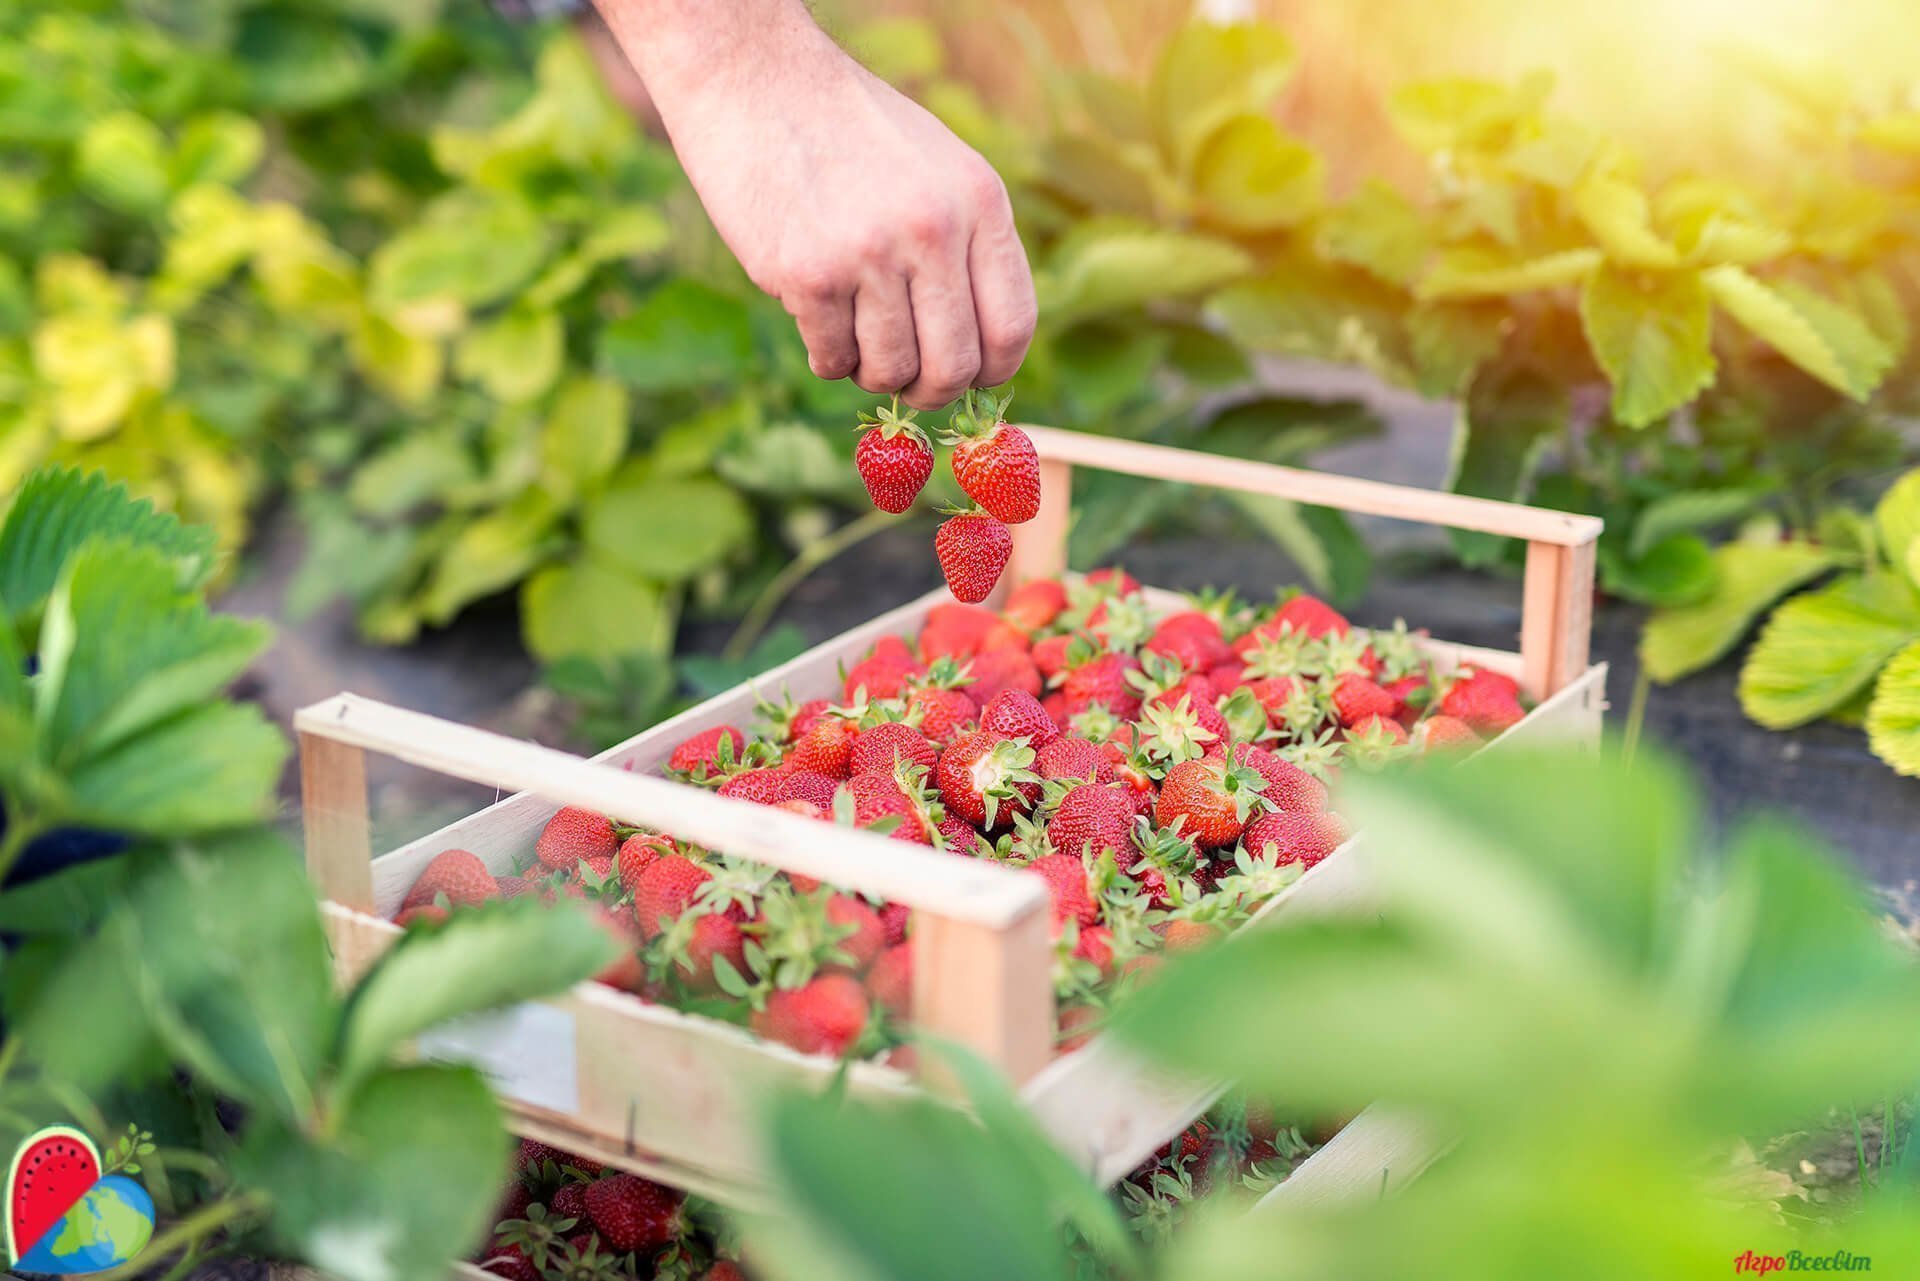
[6,1,1920,1280]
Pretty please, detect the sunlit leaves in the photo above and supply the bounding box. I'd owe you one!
[1417,245,1601,300]
[538,376,629,502]
[368,191,550,314]
[1578,266,1715,428]
[1038,221,1253,323]
[1874,469,1920,585]
[455,307,563,404]
[1738,573,1920,727]
[1191,115,1322,232]
[1641,540,1842,682]
[1703,266,1897,400]
[1864,640,1920,776]
[1149,21,1296,176]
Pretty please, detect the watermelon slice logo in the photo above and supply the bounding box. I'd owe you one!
[5,1126,154,1275]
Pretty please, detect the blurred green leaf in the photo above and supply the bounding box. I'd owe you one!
[1600,532,1718,607]
[1448,369,1563,567]
[1642,540,1842,682]
[1040,222,1252,324]
[716,423,852,498]
[1705,266,1896,400]
[1579,265,1715,428]
[1865,639,1920,776]
[335,899,614,1098]
[1873,468,1920,581]
[347,432,476,519]
[599,280,755,391]
[75,112,170,215]
[538,376,630,502]
[233,8,379,112]
[0,466,215,619]
[369,192,549,312]
[170,112,266,189]
[521,556,668,662]
[1631,487,1772,560]
[1150,20,1296,176]
[61,701,288,836]
[455,307,564,405]
[417,490,560,623]
[584,476,753,581]
[1191,115,1322,232]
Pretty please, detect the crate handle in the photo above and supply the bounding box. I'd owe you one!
[1005,425,1601,701]
[294,693,1055,1084]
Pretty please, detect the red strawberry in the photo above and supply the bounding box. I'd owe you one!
[1085,567,1141,597]
[1043,691,1070,729]
[854,400,934,513]
[1036,736,1113,785]
[906,684,977,744]
[1154,757,1266,850]
[842,771,929,842]
[1061,652,1143,720]
[549,1182,588,1220]
[1223,741,1328,813]
[942,389,1040,524]
[574,851,615,881]
[935,513,1013,604]
[917,602,1002,661]
[1272,594,1350,638]
[632,855,711,939]
[481,1247,538,1281]
[827,894,887,970]
[497,875,534,900]
[616,834,674,895]
[1074,923,1114,973]
[1164,919,1220,952]
[786,698,834,743]
[703,1264,749,1281]
[678,913,747,991]
[593,908,645,991]
[1047,783,1134,860]
[1418,714,1482,752]
[1031,633,1074,679]
[718,767,790,805]
[865,943,913,1015]
[1244,675,1298,728]
[1004,578,1067,632]
[1440,669,1526,735]
[1348,713,1408,745]
[871,634,915,663]
[402,849,498,910]
[1145,611,1231,672]
[848,721,938,776]
[1330,673,1396,728]
[979,688,1059,749]
[935,731,1041,828]
[878,900,911,946]
[967,646,1042,705]
[669,726,746,778]
[1206,660,1246,696]
[535,808,618,871]
[1029,852,1098,925]
[584,1174,682,1252]
[494,1171,534,1216]
[789,715,860,779]
[845,652,924,702]
[1383,673,1430,720]
[780,768,841,810]
[751,973,869,1056]
[978,619,1031,654]
[393,903,449,927]
[1241,810,1351,867]
[937,814,984,854]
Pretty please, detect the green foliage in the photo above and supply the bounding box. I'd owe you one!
[1645,462,1920,774]
[752,746,1920,1280]
[0,463,614,1278]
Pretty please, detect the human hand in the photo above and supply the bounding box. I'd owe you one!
[595,1,1036,410]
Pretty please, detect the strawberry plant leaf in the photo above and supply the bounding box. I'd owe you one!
[522,556,670,664]
[455,306,564,405]
[1737,572,1920,728]
[537,376,631,504]
[60,700,288,836]
[1571,175,1682,270]
[239,1064,506,1281]
[1599,532,1718,608]
[584,477,753,581]
[417,490,562,625]
[368,189,551,311]
[598,279,755,391]
[1872,467,1920,585]
[345,431,478,520]
[1038,222,1253,324]
[334,898,615,1099]
[1629,487,1773,560]
[1149,20,1296,176]
[0,466,215,621]
[1191,114,1323,232]
[1319,178,1431,287]
[1417,245,1602,300]
[1865,640,1920,777]
[1703,265,1897,400]
[1578,265,1715,428]
[1640,540,1842,683]
[34,539,272,766]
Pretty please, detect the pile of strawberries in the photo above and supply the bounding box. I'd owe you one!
[854,388,1039,603]
[477,1139,742,1281]
[397,569,1530,1065]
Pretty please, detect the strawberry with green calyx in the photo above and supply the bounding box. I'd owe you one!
[616,833,674,896]
[1367,618,1429,680]
[1241,808,1351,869]
[666,726,748,781]
[940,387,1040,524]
[1237,623,1330,681]
[904,657,979,743]
[495,1204,580,1275]
[1215,840,1309,908]
[1143,609,1233,672]
[751,971,871,1057]
[535,807,619,871]
[632,854,713,940]
[847,719,939,776]
[1027,850,1099,925]
[1417,714,1481,752]
[584,1172,683,1253]
[1275,726,1345,782]
[1319,629,1383,679]
[1154,754,1269,850]
[1344,713,1412,771]
[935,730,1041,828]
[1218,740,1330,813]
[1044,780,1136,861]
[1035,734,1112,784]
[1439,667,1527,736]
[978,686,1059,749]
[402,849,498,910]
[737,883,862,991]
[1329,671,1397,728]
[752,689,833,745]
[1217,685,1272,745]
[1061,649,1144,720]
[935,813,986,854]
[934,507,1013,603]
[1136,693,1222,768]
[854,395,935,513]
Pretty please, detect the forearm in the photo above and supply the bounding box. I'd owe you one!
[591,0,841,119]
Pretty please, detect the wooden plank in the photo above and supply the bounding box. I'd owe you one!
[1005,458,1074,586]
[1252,1106,1444,1213]
[323,906,917,1195]
[1021,425,1603,547]
[1520,539,1596,701]
[296,695,1049,931]
[299,731,373,912]
[913,908,1055,1090]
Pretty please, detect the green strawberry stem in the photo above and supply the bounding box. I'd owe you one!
[722,508,896,663]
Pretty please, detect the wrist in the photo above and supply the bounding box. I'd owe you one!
[592,0,844,121]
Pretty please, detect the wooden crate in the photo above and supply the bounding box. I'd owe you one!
[296,425,1605,1213]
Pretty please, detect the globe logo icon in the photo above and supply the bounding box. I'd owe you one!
[6,1126,155,1276]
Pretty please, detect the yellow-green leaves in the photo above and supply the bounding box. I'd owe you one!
[1417,245,1602,300]
[1703,266,1896,400]
[1738,573,1920,728]
[75,112,171,216]
[1192,114,1323,232]
[523,557,669,663]
[1040,221,1253,324]
[1149,21,1296,176]
[1641,540,1842,683]
[368,190,550,314]
[31,308,175,441]
[1387,71,1555,154]
[1865,642,1920,776]
[1578,266,1714,428]
[455,306,563,404]
[1873,469,1920,586]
